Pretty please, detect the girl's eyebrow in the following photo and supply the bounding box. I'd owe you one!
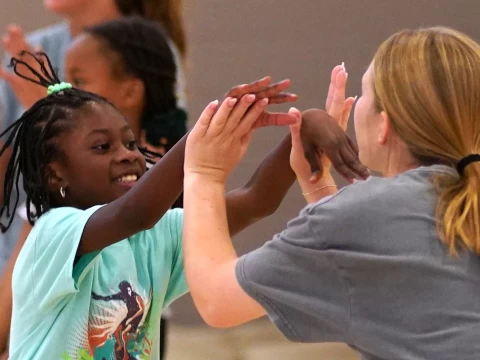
[87,128,109,137]
[87,125,131,137]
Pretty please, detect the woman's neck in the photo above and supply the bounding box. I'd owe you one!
[382,150,421,178]
[68,7,123,37]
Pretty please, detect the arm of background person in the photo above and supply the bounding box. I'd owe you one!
[0,220,32,353]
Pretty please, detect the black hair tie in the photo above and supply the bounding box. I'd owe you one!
[456,154,480,176]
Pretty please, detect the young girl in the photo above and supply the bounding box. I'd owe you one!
[8,17,188,358]
[0,4,186,354]
[3,53,365,359]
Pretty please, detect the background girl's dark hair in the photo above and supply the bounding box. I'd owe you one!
[115,0,187,59]
[85,16,187,151]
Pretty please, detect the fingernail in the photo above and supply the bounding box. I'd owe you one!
[260,98,269,106]
[345,72,348,79]
[246,94,255,103]
[209,100,219,109]
[228,98,238,107]
[341,62,346,71]
[354,95,358,101]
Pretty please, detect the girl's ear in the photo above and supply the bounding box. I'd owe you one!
[46,162,68,193]
[120,77,145,111]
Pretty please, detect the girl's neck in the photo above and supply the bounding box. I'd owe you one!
[68,8,123,37]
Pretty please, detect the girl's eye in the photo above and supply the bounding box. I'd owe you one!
[127,141,137,150]
[93,143,110,151]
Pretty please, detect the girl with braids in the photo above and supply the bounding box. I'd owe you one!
[0,2,186,354]
[6,17,187,358]
[3,53,367,359]
[0,0,187,285]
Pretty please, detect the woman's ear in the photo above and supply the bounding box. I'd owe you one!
[378,111,391,145]
[121,77,145,111]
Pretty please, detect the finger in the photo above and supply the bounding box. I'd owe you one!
[193,100,219,137]
[252,111,296,129]
[6,24,30,55]
[304,148,322,180]
[223,94,256,133]
[344,136,370,179]
[289,107,304,151]
[225,76,272,99]
[326,64,344,112]
[255,79,291,98]
[340,145,369,180]
[207,97,238,135]
[224,83,248,99]
[340,96,356,130]
[243,76,272,94]
[326,147,356,183]
[233,98,269,137]
[329,68,348,122]
[268,93,298,104]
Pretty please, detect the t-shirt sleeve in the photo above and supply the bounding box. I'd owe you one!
[28,206,102,310]
[162,208,188,307]
[235,201,351,343]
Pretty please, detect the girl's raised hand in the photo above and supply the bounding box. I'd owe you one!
[224,76,298,129]
[0,25,46,108]
[185,94,294,184]
[225,76,297,104]
[297,64,368,183]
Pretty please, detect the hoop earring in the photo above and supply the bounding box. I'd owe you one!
[60,187,66,199]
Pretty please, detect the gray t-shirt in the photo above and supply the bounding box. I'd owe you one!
[237,165,480,360]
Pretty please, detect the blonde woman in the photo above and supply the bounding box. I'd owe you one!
[183,27,480,359]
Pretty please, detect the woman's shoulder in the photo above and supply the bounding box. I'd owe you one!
[310,165,455,213]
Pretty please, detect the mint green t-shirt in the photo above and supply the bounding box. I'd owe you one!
[9,206,187,360]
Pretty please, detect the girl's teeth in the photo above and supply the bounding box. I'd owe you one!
[117,175,138,183]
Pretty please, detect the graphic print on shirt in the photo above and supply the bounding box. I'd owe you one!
[88,281,153,360]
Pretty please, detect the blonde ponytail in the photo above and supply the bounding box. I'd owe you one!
[372,27,480,254]
[436,161,480,254]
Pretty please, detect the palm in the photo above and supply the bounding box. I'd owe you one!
[290,64,356,182]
